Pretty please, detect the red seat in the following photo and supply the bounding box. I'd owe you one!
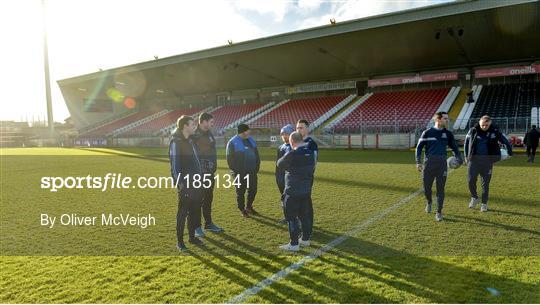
[249,96,346,128]
[335,88,449,129]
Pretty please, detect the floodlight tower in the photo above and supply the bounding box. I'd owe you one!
[42,0,54,137]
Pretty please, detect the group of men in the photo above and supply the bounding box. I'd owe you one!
[169,112,318,252]
[170,109,532,250]
[415,112,514,221]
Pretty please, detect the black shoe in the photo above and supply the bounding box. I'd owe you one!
[176,242,187,252]
[241,209,250,218]
[246,207,259,215]
[277,218,287,225]
[189,237,204,245]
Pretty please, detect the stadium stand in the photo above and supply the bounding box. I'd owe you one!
[78,109,137,134]
[532,107,539,126]
[448,87,469,123]
[119,107,204,137]
[454,85,483,130]
[324,93,372,130]
[470,81,540,120]
[309,94,356,131]
[516,81,539,118]
[327,88,450,132]
[435,86,461,113]
[0,121,29,147]
[78,111,160,138]
[246,95,348,128]
[217,102,276,134]
[208,103,267,134]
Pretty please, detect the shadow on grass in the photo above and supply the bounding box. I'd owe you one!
[193,232,394,303]
[188,215,538,303]
[489,208,540,219]
[446,214,540,236]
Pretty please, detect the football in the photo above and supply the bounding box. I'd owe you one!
[447,156,461,169]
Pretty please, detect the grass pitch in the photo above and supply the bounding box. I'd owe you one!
[0,147,539,303]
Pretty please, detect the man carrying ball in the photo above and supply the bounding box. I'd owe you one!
[415,112,463,221]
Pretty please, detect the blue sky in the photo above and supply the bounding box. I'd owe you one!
[0,0,453,122]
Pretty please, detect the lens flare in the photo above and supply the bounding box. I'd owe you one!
[114,68,147,98]
[123,97,137,109]
[106,88,125,103]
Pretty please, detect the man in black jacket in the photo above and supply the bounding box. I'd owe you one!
[276,131,316,252]
[193,112,223,237]
[226,124,260,217]
[169,115,204,251]
[524,125,540,163]
[464,115,512,212]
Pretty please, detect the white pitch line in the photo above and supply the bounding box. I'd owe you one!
[227,187,424,304]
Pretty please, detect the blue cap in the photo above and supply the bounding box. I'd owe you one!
[280,124,295,135]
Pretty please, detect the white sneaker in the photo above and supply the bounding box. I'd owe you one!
[435,212,443,222]
[425,203,432,213]
[298,239,310,247]
[279,243,299,252]
[194,227,205,238]
[480,204,488,212]
[468,197,479,209]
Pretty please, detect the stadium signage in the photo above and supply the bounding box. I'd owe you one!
[368,72,458,87]
[287,80,356,94]
[475,64,540,78]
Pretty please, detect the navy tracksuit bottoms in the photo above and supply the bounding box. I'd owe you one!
[282,194,313,246]
[423,158,448,213]
[467,157,493,204]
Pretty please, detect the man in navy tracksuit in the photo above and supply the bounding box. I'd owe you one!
[169,115,204,251]
[416,112,463,221]
[296,119,318,226]
[276,131,315,251]
[276,124,294,225]
[226,124,260,217]
[193,112,223,236]
[296,119,319,161]
[464,115,512,212]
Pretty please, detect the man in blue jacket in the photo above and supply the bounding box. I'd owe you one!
[226,124,260,217]
[276,131,315,251]
[416,112,463,221]
[169,115,204,251]
[464,115,512,212]
[276,124,294,225]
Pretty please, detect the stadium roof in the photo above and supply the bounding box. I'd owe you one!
[59,0,540,97]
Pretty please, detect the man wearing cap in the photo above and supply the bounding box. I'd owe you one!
[226,124,260,217]
[276,124,294,225]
